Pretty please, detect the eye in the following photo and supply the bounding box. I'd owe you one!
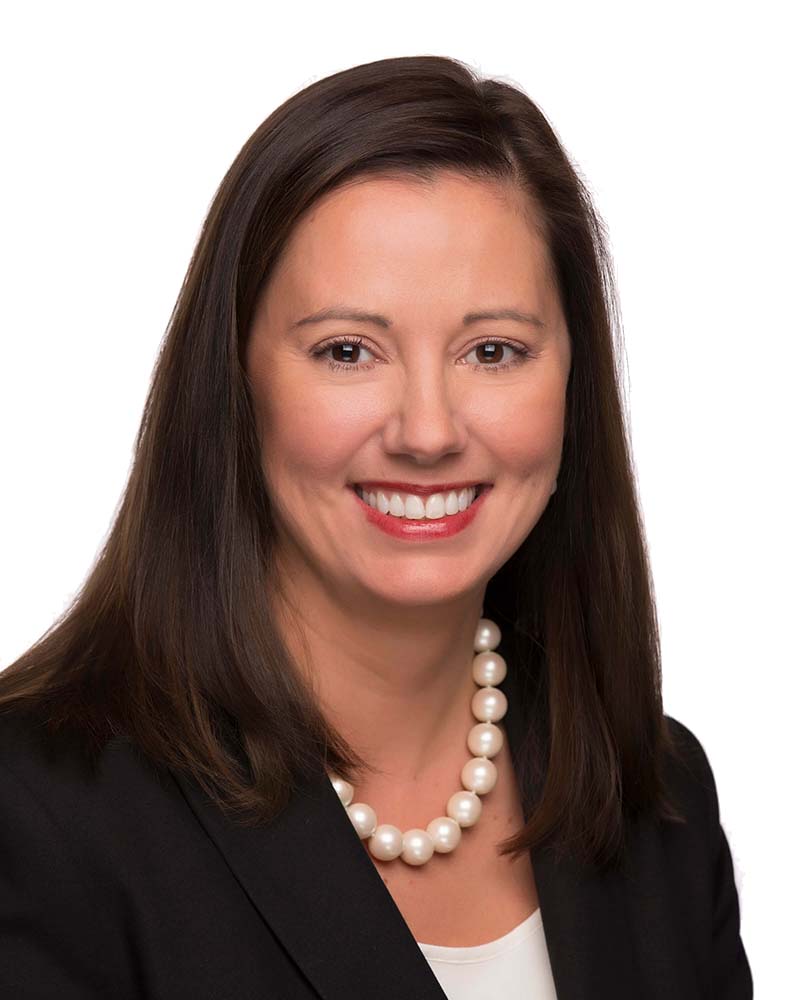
[310,335,377,371]
[461,339,531,373]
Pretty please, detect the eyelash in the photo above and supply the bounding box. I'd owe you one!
[310,335,533,374]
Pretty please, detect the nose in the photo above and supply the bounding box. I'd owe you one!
[380,359,469,465]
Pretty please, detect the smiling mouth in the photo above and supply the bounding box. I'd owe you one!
[351,483,489,519]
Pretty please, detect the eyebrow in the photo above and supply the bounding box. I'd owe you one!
[289,306,546,331]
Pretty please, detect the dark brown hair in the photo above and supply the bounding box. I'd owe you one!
[0,55,683,871]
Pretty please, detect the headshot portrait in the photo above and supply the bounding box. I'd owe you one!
[3,5,791,998]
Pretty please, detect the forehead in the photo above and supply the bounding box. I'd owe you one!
[268,172,556,313]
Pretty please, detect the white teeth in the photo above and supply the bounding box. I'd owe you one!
[355,485,482,519]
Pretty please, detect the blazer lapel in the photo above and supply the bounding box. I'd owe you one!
[500,640,641,998]
[172,628,678,999]
[173,738,448,999]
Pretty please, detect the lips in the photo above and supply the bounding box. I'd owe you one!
[350,477,491,539]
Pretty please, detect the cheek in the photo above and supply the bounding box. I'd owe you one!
[477,381,567,475]
[256,381,369,487]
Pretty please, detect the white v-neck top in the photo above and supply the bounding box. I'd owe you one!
[416,907,558,999]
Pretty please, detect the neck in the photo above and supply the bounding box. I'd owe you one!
[271,570,486,785]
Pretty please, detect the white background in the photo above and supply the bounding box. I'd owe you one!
[1,1,796,990]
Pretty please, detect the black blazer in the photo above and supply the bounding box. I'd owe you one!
[0,657,753,999]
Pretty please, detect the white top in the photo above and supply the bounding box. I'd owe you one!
[416,908,558,1000]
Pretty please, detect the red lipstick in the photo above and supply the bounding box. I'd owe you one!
[349,483,492,541]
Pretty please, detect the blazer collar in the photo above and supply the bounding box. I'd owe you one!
[172,632,648,1000]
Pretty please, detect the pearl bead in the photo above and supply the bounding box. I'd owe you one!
[426,816,462,853]
[471,685,508,722]
[467,721,503,758]
[368,824,403,860]
[330,775,354,806]
[401,829,435,865]
[474,618,501,652]
[446,789,482,827]
[472,650,507,686]
[461,756,498,795]
[346,802,377,839]
[327,616,509,866]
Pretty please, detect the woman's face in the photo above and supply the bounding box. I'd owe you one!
[245,172,572,609]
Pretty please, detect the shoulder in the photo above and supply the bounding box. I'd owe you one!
[0,704,88,805]
[0,703,199,982]
[0,706,140,990]
[622,715,733,931]
[627,713,735,917]
[664,714,716,779]
[658,716,753,995]
[0,703,186,863]
[0,703,135,805]
[618,713,727,891]
[0,705,125,854]
[661,713,722,833]
[0,698,177,779]
[664,714,717,793]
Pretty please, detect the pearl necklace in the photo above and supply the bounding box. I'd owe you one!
[328,615,507,866]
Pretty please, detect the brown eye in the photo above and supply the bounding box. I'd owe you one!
[463,340,529,371]
[331,342,365,364]
[475,343,505,364]
[311,336,378,370]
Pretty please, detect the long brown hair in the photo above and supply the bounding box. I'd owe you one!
[0,55,683,871]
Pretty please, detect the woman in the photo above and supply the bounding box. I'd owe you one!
[0,55,752,999]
